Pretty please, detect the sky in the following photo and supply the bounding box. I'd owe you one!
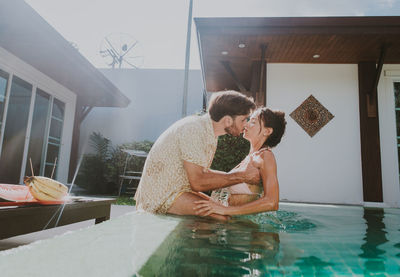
[25,0,400,70]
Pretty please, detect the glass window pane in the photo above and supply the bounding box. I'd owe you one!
[395,82,400,108]
[0,69,9,132]
[46,143,60,166]
[44,164,57,178]
[52,98,65,120]
[49,118,63,139]
[25,89,50,176]
[0,75,32,183]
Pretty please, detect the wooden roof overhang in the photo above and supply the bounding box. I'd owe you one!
[0,1,130,108]
[195,16,400,96]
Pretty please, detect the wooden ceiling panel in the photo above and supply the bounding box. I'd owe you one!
[196,17,400,92]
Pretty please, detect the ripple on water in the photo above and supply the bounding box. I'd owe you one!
[238,210,318,232]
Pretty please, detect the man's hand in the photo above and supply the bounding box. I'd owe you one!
[234,156,260,185]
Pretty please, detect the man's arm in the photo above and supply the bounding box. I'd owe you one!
[184,160,260,192]
[193,151,279,216]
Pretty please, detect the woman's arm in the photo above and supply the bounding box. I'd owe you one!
[194,151,279,216]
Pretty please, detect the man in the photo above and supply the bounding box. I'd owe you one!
[134,90,258,220]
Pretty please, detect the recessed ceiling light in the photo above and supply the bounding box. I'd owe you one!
[221,51,228,55]
[313,54,320,59]
[238,43,246,48]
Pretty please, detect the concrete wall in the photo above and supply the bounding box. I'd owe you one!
[266,64,364,205]
[80,68,203,150]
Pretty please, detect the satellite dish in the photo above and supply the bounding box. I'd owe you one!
[99,33,144,69]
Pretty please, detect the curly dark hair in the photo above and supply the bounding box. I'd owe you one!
[257,108,286,148]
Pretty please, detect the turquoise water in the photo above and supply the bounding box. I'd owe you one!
[138,203,400,276]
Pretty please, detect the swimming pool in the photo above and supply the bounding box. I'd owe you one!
[1,203,399,276]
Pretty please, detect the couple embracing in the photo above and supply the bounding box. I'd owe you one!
[134,90,286,220]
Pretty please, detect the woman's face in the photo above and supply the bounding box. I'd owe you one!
[243,112,265,142]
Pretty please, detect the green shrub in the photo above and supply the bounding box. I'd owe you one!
[115,196,136,206]
[211,134,250,172]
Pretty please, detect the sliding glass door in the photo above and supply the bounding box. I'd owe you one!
[0,75,32,183]
[25,89,51,177]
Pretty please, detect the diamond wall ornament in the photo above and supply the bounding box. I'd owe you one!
[290,95,334,137]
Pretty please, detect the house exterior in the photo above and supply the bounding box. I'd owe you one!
[195,16,400,207]
[0,1,129,184]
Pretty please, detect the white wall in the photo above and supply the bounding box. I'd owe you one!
[80,69,203,151]
[0,47,76,184]
[267,64,364,205]
[379,65,400,208]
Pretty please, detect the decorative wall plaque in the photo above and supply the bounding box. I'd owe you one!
[290,95,334,137]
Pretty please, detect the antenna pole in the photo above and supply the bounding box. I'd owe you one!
[181,0,193,118]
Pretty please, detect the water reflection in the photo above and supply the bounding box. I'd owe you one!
[139,217,283,276]
[359,208,387,274]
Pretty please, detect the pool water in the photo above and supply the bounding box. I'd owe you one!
[1,203,399,276]
[138,203,400,276]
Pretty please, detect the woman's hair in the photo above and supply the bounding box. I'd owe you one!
[208,90,255,121]
[257,107,286,148]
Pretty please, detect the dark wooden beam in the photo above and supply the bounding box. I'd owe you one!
[249,45,267,106]
[358,61,383,202]
[80,106,93,122]
[259,44,267,106]
[68,100,93,182]
[368,45,387,117]
[199,25,400,36]
[220,61,248,93]
[68,101,82,182]
[250,62,260,100]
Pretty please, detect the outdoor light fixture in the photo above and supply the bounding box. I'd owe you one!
[313,54,320,59]
[238,43,246,48]
[221,51,228,55]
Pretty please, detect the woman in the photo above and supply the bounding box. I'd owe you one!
[194,107,286,217]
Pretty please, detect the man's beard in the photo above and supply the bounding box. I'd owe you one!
[225,123,242,137]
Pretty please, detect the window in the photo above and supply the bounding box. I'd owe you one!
[43,98,65,178]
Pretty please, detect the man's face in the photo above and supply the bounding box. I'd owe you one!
[225,114,249,136]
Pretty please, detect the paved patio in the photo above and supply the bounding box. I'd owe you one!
[0,204,136,251]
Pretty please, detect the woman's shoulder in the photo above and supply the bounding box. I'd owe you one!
[256,148,276,165]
